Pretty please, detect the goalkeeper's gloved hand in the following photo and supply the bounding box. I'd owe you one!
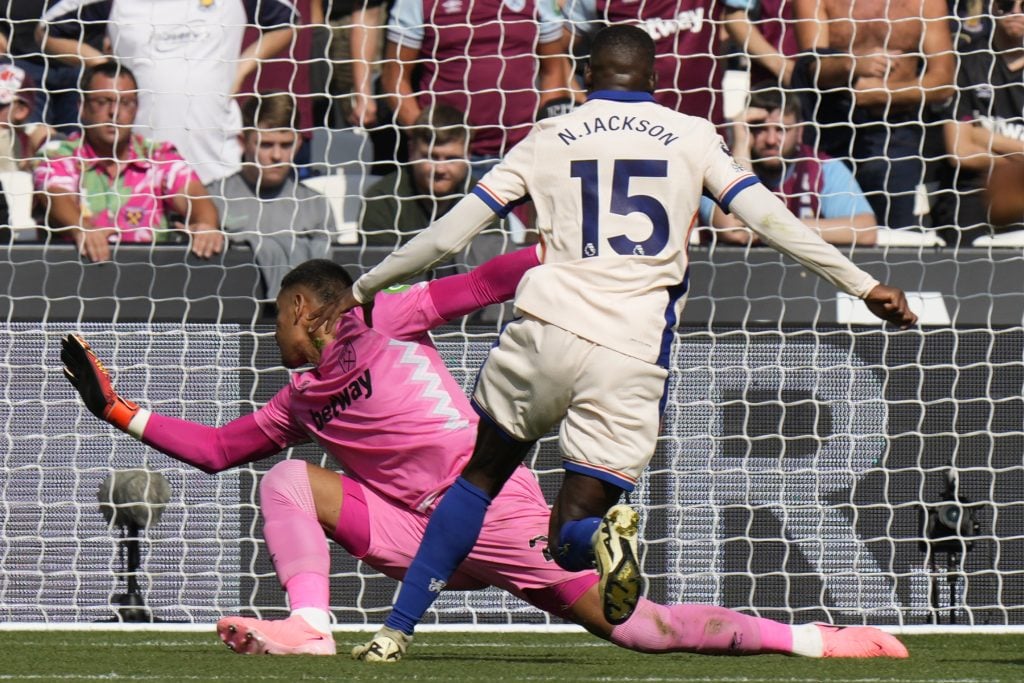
[61,334,141,432]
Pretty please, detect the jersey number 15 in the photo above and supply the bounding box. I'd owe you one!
[571,159,670,258]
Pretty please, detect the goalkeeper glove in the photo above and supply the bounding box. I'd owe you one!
[61,334,142,433]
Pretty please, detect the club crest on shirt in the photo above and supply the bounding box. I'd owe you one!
[339,342,356,372]
[198,0,217,9]
[503,0,527,11]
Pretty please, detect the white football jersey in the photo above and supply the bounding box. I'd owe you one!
[352,91,878,358]
[472,91,756,365]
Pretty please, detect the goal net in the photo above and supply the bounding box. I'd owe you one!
[1,7,1023,629]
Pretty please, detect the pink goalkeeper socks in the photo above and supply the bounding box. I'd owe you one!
[285,573,331,613]
[260,460,330,612]
[609,599,794,655]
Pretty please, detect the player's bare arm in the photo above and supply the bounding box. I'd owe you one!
[864,284,918,329]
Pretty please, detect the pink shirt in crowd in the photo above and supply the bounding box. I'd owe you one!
[34,133,199,243]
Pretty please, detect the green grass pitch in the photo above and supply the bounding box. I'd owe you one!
[2,631,1024,682]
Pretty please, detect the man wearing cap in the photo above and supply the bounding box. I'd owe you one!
[0,63,52,173]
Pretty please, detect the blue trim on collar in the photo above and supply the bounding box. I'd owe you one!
[587,90,656,103]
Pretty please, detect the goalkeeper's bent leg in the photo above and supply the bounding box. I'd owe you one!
[261,460,331,633]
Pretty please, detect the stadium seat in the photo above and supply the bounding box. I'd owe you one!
[971,230,1024,248]
[0,171,36,239]
[308,127,374,176]
[722,69,751,121]
[874,227,946,248]
[301,173,366,245]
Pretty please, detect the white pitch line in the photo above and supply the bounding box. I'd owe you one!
[1,639,615,649]
[0,677,1001,683]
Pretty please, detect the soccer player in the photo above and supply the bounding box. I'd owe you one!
[60,254,908,661]
[327,25,918,661]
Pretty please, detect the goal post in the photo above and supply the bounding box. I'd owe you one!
[3,9,1023,630]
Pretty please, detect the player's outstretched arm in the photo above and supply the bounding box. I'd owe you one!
[61,334,280,473]
[427,245,541,321]
[727,184,918,327]
[307,246,541,334]
[864,284,918,329]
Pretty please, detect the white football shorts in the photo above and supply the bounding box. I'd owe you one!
[472,315,668,491]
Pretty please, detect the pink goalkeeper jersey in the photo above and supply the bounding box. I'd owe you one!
[253,283,477,512]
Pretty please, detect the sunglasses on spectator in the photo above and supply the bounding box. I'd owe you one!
[994,0,1024,14]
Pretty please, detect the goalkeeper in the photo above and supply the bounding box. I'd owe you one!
[61,253,907,661]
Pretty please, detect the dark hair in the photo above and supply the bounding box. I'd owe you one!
[408,104,469,148]
[241,91,299,131]
[80,60,138,92]
[748,83,802,120]
[280,259,354,302]
[590,25,656,72]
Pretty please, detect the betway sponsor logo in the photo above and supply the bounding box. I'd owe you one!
[309,369,373,430]
[638,8,705,41]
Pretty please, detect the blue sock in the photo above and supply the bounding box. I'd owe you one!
[552,517,601,571]
[385,477,492,635]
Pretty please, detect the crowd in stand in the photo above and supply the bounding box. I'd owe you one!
[1,0,1024,296]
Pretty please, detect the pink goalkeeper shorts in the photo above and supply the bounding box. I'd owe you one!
[332,466,597,620]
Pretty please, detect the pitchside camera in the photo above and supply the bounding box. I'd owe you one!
[919,471,981,556]
[98,469,171,623]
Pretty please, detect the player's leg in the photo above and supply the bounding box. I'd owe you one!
[552,342,668,624]
[356,318,571,660]
[547,471,641,625]
[563,585,908,658]
[452,465,906,661]
[371,417,537,642]
[218,460,341,655]
[547,472,624,569]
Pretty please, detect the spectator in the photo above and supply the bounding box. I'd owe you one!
[933,0,1024,245]
[723,0,798,88]
[38,0,298,184]
[0,0,81,129]
[950,0,993,52]
[361,105,485,246]
[383,0,571,174]
[362,104,507,320]
[34,62,223,263]
[792,0,955,230]
[701,86,877,246]
[207,92,332,300]
[0,63,54,173]
[566,0,747,124]
[309,0,386,129]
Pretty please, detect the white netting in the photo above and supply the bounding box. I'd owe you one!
[1,5,1023,628]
